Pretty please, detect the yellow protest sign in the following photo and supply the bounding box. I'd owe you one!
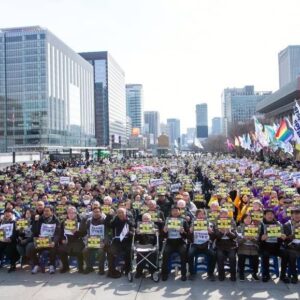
[167,218,182,230]
[132,202,142,210]
[138,222,155,234]
[208,211,219,222]
[101,205,111,215]
[149,211,158,222]
[217,218,231,230]
[87,236,101,249]
[295,227,300,239]
[71,195,79,204]
[251,211,263,222]
[244,225,258,238]
[270,199,279,207]
[194,194,205,202]
[64,220,76,231]
[16,219,30,231]
[193,220,208,231]
[34,237,51,249]
[0,229,6,241]
[267,225,281,238]
[56,205,67,215]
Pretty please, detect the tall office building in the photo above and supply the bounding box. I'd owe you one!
[167,118,180,146]
[126,84,143,131]
[79,51,126,147]
[221,85,271,136]
[279,46,300,88]
[196,103,208,138]
[0,26,95,152]
[144,111,160,144]
[211,117,222,135]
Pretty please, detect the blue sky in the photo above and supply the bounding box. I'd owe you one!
[1,0,300,132]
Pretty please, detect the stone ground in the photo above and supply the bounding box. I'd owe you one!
[0,267,299,300]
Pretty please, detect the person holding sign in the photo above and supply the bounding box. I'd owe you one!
[259,208,289,283]
[237,213,260,281]
[215,208,237,281]
[30,205,61,275]
[134,213,158,279]
[107,208,135,278]
[16,208,33,265]
[79,206,112,275]
[58,206,84,273]
[187,209,216,281]
[161,206,189,282]
[282,207,300,284]
[0,208,19,272]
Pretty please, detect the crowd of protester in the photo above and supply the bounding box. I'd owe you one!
[0,154,299,284]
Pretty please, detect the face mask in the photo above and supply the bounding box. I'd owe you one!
[83,200,90,206]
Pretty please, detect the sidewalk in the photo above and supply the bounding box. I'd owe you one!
[0,268,298,300]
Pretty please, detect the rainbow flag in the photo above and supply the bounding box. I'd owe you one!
[275,119,294,143]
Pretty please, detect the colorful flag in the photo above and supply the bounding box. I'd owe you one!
[275,119,294,143]
[226,138,235,151]
[293,101,300,145]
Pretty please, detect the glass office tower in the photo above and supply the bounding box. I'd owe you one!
[126,84,143,131]
[0,26,96,152]
[79,52,126,147]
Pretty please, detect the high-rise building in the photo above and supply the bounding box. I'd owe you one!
[79,51,126,147]
[0,26,96,152]
[144,111,160,144]
[211,117,222,135]
[167,118,180,146]
[126,84,143,131]
[196,103,208,138]
[278,46,300,88]
[221,85,271,136]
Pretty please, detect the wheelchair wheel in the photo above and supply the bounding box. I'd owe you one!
[128,271,133,282]
[152,271,160,282]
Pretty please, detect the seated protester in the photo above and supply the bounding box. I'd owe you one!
[16,208,34,263]
[187,209,216,281]
[161,206,189,282]
[2,201,21,221]
[182,192,197,214]
[177,199,194,226]
[113,189,127,205]
[107,207,135,278]
[145,200,165,251]
[276,198,292,225]
[264,191,279,209]
[79,206,112,275]
[102,196,115,214]
[215,208,238,281]
[249,200,264,226]
[146,200,165,230]
[259,208,289,283]
[58,206,84,273]
[282,207,300,284]
[32,201,45,222]
[0,208,20,272]
[131,193,144,223]
[134,213,158,279]
[30,205,61,274]
[237,213,260,281]
[156,193,172,219]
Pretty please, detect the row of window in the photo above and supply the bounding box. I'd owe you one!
[0,34,46,43]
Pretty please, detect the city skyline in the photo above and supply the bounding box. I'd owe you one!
[1,0,300,132]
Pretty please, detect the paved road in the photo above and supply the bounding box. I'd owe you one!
[0,267,299,300]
